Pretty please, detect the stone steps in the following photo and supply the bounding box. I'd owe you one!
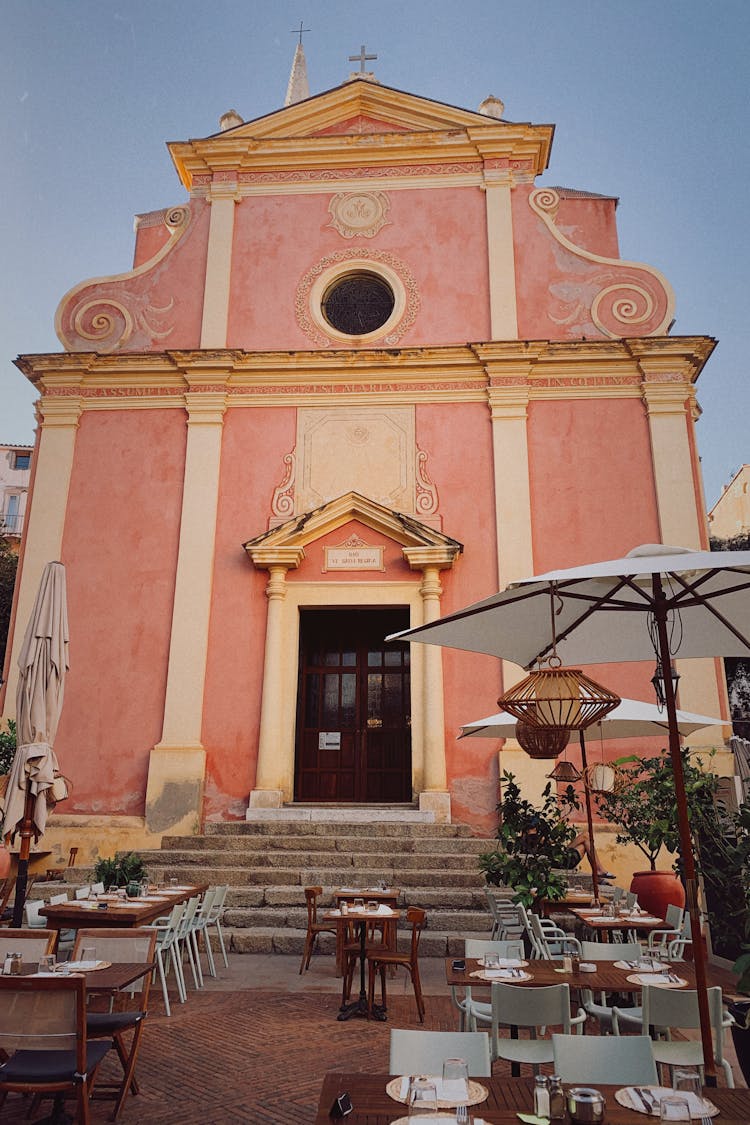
[55,816,498,957]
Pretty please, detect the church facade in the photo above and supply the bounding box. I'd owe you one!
[1,67,728,854]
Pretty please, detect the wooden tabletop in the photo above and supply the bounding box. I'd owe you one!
[445,957,741,996]
[40,884,207,930]
[315,1072,750,1124]
[569,906,665,934]
[17,961,153,994]
[334,888,400,906]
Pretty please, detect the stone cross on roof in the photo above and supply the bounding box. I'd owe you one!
[348,45,377,73]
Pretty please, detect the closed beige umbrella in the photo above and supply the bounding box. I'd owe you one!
[0,561,69,926]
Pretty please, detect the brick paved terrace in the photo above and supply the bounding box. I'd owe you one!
[0,953,744,1123]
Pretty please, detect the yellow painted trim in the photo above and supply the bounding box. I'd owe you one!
[200,184,241,348]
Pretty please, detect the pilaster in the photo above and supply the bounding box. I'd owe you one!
[200,181,241,349]
[482,166,518,340]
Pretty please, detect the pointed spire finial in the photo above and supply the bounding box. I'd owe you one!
[285,25,311,107]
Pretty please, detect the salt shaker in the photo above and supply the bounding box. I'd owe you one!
[10,952,23,976]
[533,1075,550,1117]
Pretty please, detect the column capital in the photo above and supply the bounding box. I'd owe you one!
[641,382,692,416]
[402,545,461,572]
[184,391,227,424]
[37,396,83,428]
[206,180,242,204]
[246,546,305,570]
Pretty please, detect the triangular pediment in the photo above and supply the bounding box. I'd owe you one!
[212,79,506,141]
[243,491,462,567]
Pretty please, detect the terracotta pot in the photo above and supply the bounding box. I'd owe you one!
[0,843,10,880]
[629,869,685,918]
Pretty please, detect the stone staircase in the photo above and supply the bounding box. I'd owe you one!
[128,817,496,958]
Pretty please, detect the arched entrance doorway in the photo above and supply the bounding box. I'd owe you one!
[294,607,411,802]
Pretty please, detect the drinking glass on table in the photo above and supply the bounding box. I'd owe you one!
[484,952,500,969]
[659,1093,691,1122]
[353,897,364,912]
[80,946,96,965]
[407,1076,438,1116]
[367,899,378,912]
[442,1057,469,1102]
[37,954,55,974]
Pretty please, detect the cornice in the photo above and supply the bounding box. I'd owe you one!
[169,124,553,191]
[15,338,716,410]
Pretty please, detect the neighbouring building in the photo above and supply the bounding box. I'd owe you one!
[0,52,732,860]
[708,465,750,543]
[0,444,32,551]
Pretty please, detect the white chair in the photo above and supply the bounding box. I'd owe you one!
[49,892,75,954]
[552,1032,658,1085]
[24,900,46,928]
[490,981,586,1071]
[578,939,643,1033]
[613,984,734,1087]
[528,911,581,960]
[205,884,229,968]
[484,887,524,940]
[647,903,684,956]
[175,895,202,990]
[49,892,69,906]
[187,888,219,984]
[389,1028,492,1076]
[91,882,105,895]
[75,885,91,900]
[454,939,525,1031]
[148,903,186,1016]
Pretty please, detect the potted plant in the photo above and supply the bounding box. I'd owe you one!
[94,851,148,894]
[595,747,718,917]
[478,771,580,908]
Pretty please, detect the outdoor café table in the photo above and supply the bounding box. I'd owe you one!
[445,957,742,998]
[314,1072,750,1124]
[331,888,400,973]
[39,883,207,933]
[16,960,153,996]
[539,890,594,916]
[322,904,400,1022]
[570,905,666,942]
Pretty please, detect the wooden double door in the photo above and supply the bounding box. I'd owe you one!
[294,608,411,803]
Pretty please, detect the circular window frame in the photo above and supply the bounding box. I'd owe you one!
[308,259,407,345]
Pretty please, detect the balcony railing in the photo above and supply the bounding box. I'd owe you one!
[1,512,24,536]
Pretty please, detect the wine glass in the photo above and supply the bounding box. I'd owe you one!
[407,1077,438,1117]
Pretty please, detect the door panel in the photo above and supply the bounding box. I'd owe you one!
[295,608,411,802]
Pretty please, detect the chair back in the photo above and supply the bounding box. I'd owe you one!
[91,882,105,895]
[304,886,324,926]
[0,930,57,959]
[491,980,574,1031]
[207,884,228,921]
[464,938,524,960]
[389,1028,492,1076]
[625,890,638,910]
[75,885,91,900]
[50,892,69,905]
[149,902,185,949]
[552,1032,657,1085]
[664,903,684,931]
[72,928,157,995]
[580,939,641,961]
[642,983,723,1034]
[0,974,86,1067]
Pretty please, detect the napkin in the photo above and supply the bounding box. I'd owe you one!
[397,1076,468,1102]
[619,1086,716,1117]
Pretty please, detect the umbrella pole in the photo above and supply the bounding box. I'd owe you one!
[10,787,34,928]
[577,731,600,905]
[653,575,717,1085]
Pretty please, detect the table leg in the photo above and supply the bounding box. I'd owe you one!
[337,920,387,1022]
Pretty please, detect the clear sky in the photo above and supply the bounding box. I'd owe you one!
[2,0,748,508]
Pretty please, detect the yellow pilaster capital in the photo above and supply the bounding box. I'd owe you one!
[184,391,227,424]
[37,397,83,428]
[205,180,242,205]
[641,382,693,416]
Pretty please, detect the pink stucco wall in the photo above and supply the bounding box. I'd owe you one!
[225,187,490,350]
[56,410,186,815]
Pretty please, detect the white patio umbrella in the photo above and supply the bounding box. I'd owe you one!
[459,697,727,902]
[0,561,69,927]
[389,544,750,1083]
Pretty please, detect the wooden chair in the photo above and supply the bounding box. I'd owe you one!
[0,929,56,960]
[0,974,110,1124]
[73,927,157,1119]
[299,886,337,974]
[367,906,426,1022]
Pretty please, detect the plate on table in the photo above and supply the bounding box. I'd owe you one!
[387,1076,488,1108]
[615,1086,718,1117]
[470,968,533,982]
[59,960,112,972]
[625,972,687,988]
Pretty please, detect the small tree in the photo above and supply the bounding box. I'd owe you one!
[0,532,18,671]
[595,748,718,872]
[478,771,580,906]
